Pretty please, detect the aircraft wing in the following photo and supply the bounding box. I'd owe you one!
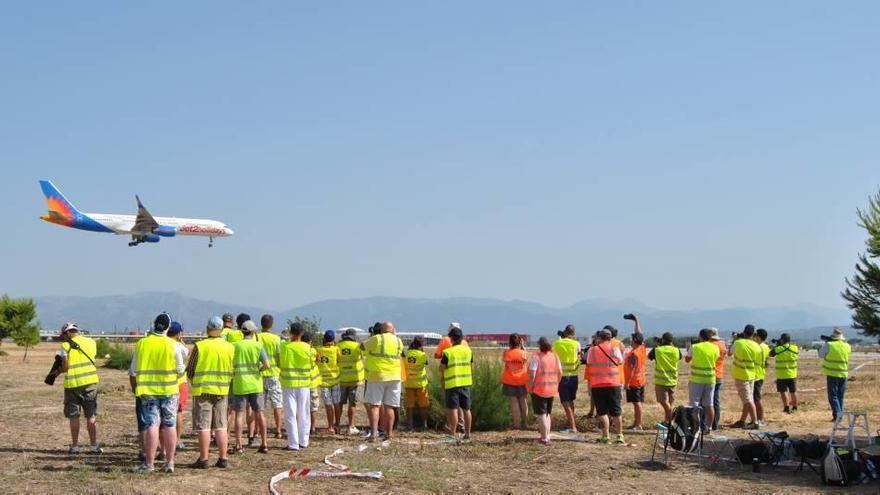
[131,195,160,234]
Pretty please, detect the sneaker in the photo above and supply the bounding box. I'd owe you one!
[247,437,256,448]
[596,436,611,444]
[729,421,746,429]
[282,446,300,451]
[348,426,360,435]
[626,425,644,432]
[160,463,174,474]
[367,435,378,443]
[744,422,760,430]
[131,464,155,474]
[360,429,373,438]
[215,458,229,469]
[536,438,551,446]
[615,434,626,444]
[791,406,798,412]
[176,442,186,451]
[559,427,573,433]
[191,459,209,469]
[68,446,80,455]
[783,406,791,414]
[257,445,269,454]
[462,434,471,441]
[88,445,104,455]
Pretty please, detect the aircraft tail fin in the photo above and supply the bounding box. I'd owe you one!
[39,180,80,224]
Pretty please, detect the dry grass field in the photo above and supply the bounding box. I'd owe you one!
[1,342,878,494]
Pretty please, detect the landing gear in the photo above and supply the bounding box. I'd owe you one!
[208,236,214,248]
[129,234,144,247]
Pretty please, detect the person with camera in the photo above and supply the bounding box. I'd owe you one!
[753,328,771,425]
[648,332,680,425]
[818,328,851,422]
[130,312,186,473]
[186,316,235,469]
[52,322,103,455]
[364,321,405,441]
[685,329,721,433]
[552,324,581,433]
[502,333,529,430]
[707,328,727,430]
[587,329,625,444]
[769,333,799,414]
[728,324,760,430]
[403,337,430,432]
[337,328,365,435]
[440,325,474,441]
[528,337,563,445]
[622,314,646,430]
[230,320,271,454]
[435,322,468,434]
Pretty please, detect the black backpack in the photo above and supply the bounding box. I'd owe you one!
[667,406,702,453]
[735,442,772,464]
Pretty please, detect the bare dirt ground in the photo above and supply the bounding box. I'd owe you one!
[1,343,878,494]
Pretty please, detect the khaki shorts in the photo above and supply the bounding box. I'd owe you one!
[735,379,755,404]
[64,385,98,418]
[654,384,675,404]
[193,394,228,432]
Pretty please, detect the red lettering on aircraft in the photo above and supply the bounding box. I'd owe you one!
[178,225,225,235]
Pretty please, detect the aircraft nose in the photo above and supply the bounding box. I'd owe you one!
[224,227,234,236]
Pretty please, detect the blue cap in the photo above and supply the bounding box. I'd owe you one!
[168,321,183,336]
[207,316,223,331]
[324,330,335,341]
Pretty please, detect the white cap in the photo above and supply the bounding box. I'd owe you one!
[448,322,461,331]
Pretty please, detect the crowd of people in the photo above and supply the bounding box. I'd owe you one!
[51,313,854,474]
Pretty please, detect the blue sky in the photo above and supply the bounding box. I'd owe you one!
[2,2,878,311]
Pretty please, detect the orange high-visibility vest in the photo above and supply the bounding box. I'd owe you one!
[624,345,647,387]
[530,351,562,398]
[502,348,529,386]
[588,342,621,388]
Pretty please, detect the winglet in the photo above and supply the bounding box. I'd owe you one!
[136,195,145,209]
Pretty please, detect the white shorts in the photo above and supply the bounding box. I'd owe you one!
[364,380,401,407]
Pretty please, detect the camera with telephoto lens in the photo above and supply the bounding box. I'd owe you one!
[557,330,564,337]
[731,332,743,340]
[45,355,63,385]
[820,335,832,342]
[623,313,636,321]
[770,338,780,344]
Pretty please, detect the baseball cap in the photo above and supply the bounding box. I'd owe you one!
[60,322,80,335]
[168,321,183,337]
[448,326,463,340]
[342,328,357,339]
[324,330,336,341]
[597,329,612,340]
[207,316,223,331]
[222,313,234,322]
[153,312,172,334]
[448,322,461,331]
[241,320,258,334]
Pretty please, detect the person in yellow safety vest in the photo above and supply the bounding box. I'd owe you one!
[752,328,771,424]
[230,320,271,454]
[648,331,681,424]
[220,313,242,343]
[129,313,186,474]
[685,329,721,433]
[54,322,103,455]
[302,331,322,435]
[363,321,404,441]
[337,328,365,435]
[728,324,761,430]
[316,330,343,434]
[185,316,235,469]
[819,327,852,422]
[404,337,430,432]
[279,322,313,450]
[769,332,799,414]
[256,314,284,439]
[440,326,474,440]
[552,324,582,433]
[167,322,190,453]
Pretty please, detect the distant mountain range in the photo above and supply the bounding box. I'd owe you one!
[29,291,857,341]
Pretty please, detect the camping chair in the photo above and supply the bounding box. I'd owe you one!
[650,406,704,466]
[792,438,826,476]
[747,431,789,468]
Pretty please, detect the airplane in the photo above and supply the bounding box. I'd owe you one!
[38,180,234,247]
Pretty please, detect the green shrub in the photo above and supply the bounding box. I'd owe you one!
[95,338,112,358]
[105,343,133,370]
[421,356,511,431]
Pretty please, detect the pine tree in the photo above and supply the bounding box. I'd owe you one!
[842,190,880,341]
[0,295,41,361]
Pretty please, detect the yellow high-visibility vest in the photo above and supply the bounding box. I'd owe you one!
[773,344,799,379]
[135,334,178,397]
[316,345,340,387]
[63,335,99,389]
[279,341,312,388]
[232,338,264,395]
[365,333,403,382]
[404,349,428,389]
[191,337,234,396]
[822,340,851,378]
[256,332,281,378]
[689,342,719,385]
[337,339,365,384]
[442,344,473,389]
[732,338,760,381]
[653,345,679,387]
[552,338,580,377]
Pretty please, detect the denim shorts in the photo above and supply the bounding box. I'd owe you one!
[558,376,579,402]
[138,395,179,429]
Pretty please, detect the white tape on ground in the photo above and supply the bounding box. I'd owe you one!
[268,443,385,495]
